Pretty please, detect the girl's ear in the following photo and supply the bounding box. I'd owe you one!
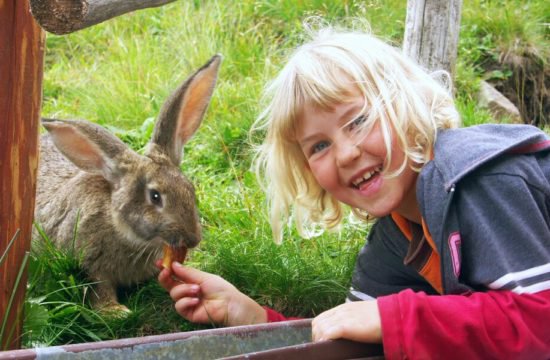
[147,55,222,166]
[41,118,128,182]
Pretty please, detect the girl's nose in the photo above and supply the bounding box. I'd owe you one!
[336,139,361,167]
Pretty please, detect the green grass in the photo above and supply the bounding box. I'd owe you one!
[461,0,549,62]
[1,231,30,349]
[19,0,549,348]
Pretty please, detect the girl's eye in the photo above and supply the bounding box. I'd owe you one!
[149,189,163,207]
[348,115,367,131]
[312,141,330,154]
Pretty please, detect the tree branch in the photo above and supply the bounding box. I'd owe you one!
[30,0,177,35]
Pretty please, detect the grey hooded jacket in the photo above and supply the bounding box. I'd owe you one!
[348,123,550,300]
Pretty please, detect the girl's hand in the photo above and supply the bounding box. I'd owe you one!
[311,300,383,343]
[157,261,267,327]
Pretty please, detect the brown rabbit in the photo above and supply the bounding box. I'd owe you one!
[34,55,221,312]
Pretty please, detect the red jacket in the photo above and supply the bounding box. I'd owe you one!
[265,289,550,359]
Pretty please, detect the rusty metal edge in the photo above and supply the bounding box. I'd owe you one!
[0,319,313,359]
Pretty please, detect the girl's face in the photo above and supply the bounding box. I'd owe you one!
[296,97,420,221]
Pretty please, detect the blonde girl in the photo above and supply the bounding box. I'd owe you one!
[159,26,550,359]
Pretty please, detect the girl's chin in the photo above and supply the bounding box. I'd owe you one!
[352,197,395,218]
[362,208,392,218]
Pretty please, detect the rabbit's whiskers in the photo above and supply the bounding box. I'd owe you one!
[130,241,153,266]
[143,245,159,267]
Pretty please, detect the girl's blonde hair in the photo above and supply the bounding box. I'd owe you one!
[252,25,460,243]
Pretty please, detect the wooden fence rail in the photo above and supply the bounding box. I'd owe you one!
[29,0,176,35]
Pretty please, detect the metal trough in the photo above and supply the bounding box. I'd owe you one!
[0,319,384,359]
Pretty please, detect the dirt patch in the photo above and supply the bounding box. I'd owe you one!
[489,48,549,126]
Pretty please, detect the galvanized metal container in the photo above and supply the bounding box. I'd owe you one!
[0,319,384,359]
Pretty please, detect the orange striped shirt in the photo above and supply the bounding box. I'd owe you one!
[391,212,443,294]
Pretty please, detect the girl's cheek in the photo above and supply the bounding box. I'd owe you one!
[310,165,335,191]
[307,164,324,185]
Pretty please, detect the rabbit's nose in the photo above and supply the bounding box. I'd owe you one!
[184,232,201,248]
[172,231,200,248]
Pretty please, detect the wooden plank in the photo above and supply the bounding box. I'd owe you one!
[30,0,177,35]
[0,0,44,350]
[403,0,463,77]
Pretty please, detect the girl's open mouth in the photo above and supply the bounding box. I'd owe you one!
[351,166,382,190]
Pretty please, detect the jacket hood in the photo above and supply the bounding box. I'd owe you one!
[432,124,550,191]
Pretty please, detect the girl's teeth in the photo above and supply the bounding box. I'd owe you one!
[353,167,381,187]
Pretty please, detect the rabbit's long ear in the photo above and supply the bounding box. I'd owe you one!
[147,54,222,166]
[42,119,128,181]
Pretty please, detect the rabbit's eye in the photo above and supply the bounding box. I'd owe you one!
[149,189,163,207]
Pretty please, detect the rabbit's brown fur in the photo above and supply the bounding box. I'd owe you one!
[34,55,221,312]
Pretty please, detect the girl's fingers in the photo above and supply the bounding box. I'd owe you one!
[312,310,340,341]
[312,301,383,344]
[170,262,212,284]
[174,297,201,318]
[158,267,177,290]
[157,267,170,288]
[169,283,200,301]
[313,325,340,342]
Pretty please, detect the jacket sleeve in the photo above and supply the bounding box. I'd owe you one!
[378,288,550,360]
[378,156,550,359]
[263,306,302,322]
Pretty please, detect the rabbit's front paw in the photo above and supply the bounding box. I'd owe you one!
[89,282,131,316]
[97,302,132,318]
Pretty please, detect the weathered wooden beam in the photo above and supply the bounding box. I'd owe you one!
[403,0,463,78]
[0,0,44,350]
[30,0,177,35]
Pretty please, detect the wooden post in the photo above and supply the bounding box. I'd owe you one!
[403,0,463,78]
[0,0,44,350]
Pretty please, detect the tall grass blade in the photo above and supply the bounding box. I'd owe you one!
[0,229,20,266]
[1,251,30,350]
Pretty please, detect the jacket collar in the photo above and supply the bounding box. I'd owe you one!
[432,124,550,191]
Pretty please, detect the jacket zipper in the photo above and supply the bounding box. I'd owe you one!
[439,183,456,294]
